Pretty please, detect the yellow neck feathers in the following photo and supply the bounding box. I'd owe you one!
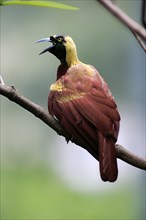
[64,36,80,67]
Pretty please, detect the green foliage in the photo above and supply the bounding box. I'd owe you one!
[0,0,79,10]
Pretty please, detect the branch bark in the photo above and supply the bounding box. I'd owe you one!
[1,83,146,171]
[0,84,69,138]
[98,0,146,51]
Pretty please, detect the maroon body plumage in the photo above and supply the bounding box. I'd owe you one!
[37,35,120,182]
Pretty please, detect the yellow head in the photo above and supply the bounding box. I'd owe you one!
[36,35,79,67]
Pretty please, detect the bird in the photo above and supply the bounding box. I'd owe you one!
[36,35,120,182]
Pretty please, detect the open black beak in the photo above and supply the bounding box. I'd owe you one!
[36,37,54,55]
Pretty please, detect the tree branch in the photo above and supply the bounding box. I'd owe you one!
[116,144,146,170]
[1,83,146,171]
[98,0,146,52]
[0,83,70,138]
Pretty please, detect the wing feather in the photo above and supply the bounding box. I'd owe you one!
[48,63,120,181]
[57,100,98,153]
[73,97,111,132]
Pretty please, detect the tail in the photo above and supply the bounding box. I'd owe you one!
[98,132,118,182]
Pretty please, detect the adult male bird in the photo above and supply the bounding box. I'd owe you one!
[37,35,120,182]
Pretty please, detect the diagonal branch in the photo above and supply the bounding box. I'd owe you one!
[116,144,146,170]
[98,0,146,51]
[132,30,146,51]
[0,83,146,171]
[0,83,69,138]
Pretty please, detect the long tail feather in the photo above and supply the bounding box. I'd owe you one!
[98,132,118,182]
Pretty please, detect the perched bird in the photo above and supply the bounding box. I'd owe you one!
[37,35,120,182]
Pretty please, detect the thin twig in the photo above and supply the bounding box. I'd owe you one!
[0,84,146,170]
[98,0,146,51]
[132,30,146,52]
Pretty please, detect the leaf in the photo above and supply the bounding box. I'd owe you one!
[0,0,4,5]
[1,0,79,10]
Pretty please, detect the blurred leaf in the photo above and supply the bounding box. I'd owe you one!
[0,0,4,5]
[1,0,79,10]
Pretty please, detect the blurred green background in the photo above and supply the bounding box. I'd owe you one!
[1,0,145,219]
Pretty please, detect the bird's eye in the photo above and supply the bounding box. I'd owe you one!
[57,38,62,42]
[52,42,56,45]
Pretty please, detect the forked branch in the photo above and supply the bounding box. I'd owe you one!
[98,0,146,51]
